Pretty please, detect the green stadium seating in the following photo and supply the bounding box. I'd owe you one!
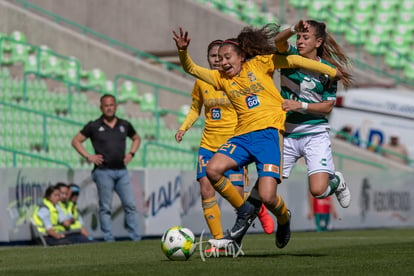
[377,0,399,12]
[177,104,190,125]
[307,0,331,20]
[400,0,414,10]
[63,56,81,84]
[100,80,114,95]
[326,16,347,34]
[24,54,38,73]
[0,28,199,170]
[384,50,406,69]
[350,11,373,33]
[371,24,392,42]
[289,0,309,9]
[364,33,388,56]
[344,27,366,46]
[330,0,353,20]
[374,10,397,26]
[85,68,106,90]
[140,92,156,112]
[3,30,27,53]
[0,48,12,65]
[403,61,414,80]
[10,43,29,64]
[118,80,141,103]
[42,55,64,78]
[353,0,376,13]
[388,34,411,56]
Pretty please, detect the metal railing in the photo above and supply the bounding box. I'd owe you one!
[142,141,197,168]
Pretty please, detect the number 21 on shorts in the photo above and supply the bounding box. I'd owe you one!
[219,143,237,154]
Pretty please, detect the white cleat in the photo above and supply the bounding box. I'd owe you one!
[334,171,351,208]
[208,238,233,249]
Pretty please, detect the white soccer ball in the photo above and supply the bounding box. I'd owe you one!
[161,226,196,261]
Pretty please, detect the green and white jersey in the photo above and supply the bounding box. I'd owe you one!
[279,45,337,138]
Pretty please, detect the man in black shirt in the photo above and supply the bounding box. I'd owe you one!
[71,94,141,241]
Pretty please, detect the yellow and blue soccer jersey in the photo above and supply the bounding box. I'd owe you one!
[179,50,337,136]
[179,79,237,151]
[280,45,337,137]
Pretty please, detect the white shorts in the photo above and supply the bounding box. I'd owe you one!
[283,132,335,178]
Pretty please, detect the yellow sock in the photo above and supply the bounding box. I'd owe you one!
[214,176,244,209]
[268,194,289,225]
[202,197,223,239]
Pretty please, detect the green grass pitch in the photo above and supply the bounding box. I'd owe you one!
[0,228,413,275]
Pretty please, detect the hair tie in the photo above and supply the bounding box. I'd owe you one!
[223,40,240,47]
[207,40,224,51]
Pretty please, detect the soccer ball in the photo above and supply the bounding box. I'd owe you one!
[161,226,196,261]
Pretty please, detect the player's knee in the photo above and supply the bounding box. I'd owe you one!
[260,194,277,206]
[309,186,326,198]
[206,164,221,182]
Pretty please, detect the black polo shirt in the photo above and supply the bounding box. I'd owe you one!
[80,116,137,170]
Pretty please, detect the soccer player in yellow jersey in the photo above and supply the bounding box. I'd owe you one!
[173,24,342,250]
[175,40,274,252]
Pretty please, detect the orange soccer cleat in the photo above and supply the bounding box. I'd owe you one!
[257,204,275,234]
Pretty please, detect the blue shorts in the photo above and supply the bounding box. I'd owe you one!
[217,128,282,181]
[197,147,244,187]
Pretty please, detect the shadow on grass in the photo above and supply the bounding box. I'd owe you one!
[242,252,328,258]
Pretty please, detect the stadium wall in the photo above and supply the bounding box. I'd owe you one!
[1,166,413,243]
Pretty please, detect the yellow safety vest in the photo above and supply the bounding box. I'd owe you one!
[67,201,82,231]
[32,198,65,234]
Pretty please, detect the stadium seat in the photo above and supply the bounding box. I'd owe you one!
[364,33,388,56]
[403,61,414,80]
[140,92,156,112]
[344,27,366,46]
[330,0,353,20]
[374,11,397,26]
[384,50,407,69]
[38,44,51,63]
[177,104,190,125]
[400,0,414,10]
[24,54,39,73]
[219,6,242,21]
[326,16,347,34]
[353,0,376,12]
[388,34,411,55]
[103,80,115,95]
[377,0,399,12]
[63,56,81,85]
[42,55,64,78]
[118,80,141,103]
[0,32,8,48]
[0,47,13,65]
[307,0,331,20]
[85,68,106,90]
[10,43,29,64]
[289,0,310,9]
[371,24,392,42]
[261,12,278,25]
[3,30,26,53]
[351,11,373,34]
[239,1,262,25]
